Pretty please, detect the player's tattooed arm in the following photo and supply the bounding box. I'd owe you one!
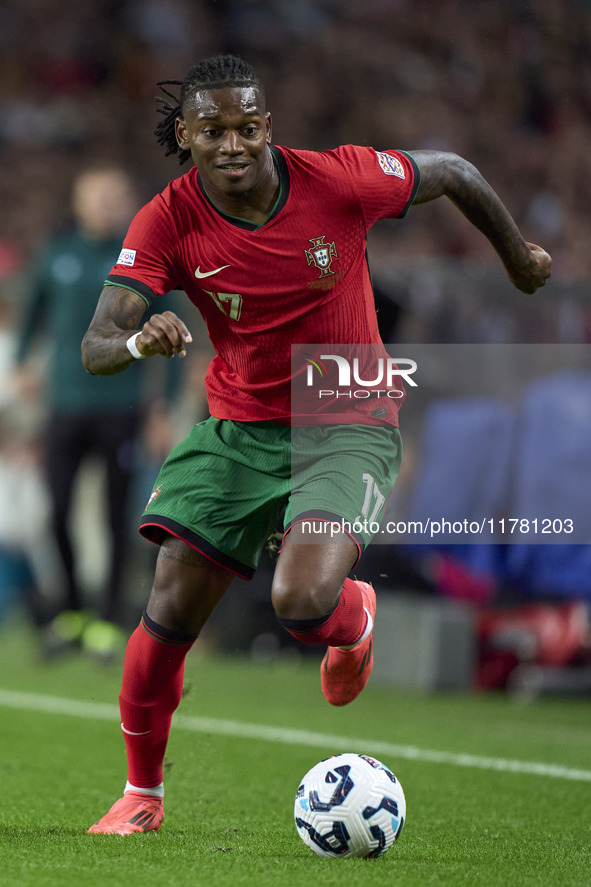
[411,150,551,294]
[82,285,192,375]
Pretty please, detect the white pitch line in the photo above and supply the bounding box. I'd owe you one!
[0,688,590,783]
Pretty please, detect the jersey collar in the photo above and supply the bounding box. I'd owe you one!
[196,146,289,231]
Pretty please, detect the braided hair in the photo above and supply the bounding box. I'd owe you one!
[155,55,265,165]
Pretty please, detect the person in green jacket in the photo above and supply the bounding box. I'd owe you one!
[16,166,145,655]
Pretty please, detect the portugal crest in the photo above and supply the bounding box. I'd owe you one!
[305,235,338,279]
[145,484,163,511]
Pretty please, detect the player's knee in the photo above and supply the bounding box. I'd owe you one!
[147,586,195,633]
[147,567,207,634]
[271,575,338,621]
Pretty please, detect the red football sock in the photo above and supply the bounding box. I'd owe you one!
[277,577,366,647]
[118,612,196,789]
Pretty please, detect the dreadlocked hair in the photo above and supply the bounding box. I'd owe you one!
[155,55,265,165]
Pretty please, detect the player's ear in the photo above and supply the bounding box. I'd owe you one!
[175,117,189,151]
[265,112,272,145]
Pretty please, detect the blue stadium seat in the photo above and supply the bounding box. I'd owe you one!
[505,371,591,599]
[404,396,516,583]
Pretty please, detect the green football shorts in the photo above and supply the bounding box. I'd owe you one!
[140,417,402,580]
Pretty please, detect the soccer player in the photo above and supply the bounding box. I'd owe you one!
[82,55,551,834]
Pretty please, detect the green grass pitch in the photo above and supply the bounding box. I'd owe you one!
[0,622,589,887]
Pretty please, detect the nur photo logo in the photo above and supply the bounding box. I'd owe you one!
[303,352,418,399]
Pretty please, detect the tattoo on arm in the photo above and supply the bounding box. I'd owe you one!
[81,285,147,375]
[411,150,533,277]
[412,150,453,204]
[110,287,146,330]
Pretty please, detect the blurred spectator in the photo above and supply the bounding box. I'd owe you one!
[0,298,57,632]
[0,0,589,288]
[14,166,144,657]
[0,407,53,631]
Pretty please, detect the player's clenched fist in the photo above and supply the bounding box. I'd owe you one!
[135,311,193,358]
[509,242,552,294]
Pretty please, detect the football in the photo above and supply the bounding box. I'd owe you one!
[294,753,406,859]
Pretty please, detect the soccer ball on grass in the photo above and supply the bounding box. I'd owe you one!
[294,753,405,859]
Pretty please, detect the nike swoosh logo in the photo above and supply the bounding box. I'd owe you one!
[195,264,230,279]
[121,723,151,736]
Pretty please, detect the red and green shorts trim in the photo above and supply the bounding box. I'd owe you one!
[139,417,402,579]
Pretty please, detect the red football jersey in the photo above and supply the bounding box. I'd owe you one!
[106,144,419,424]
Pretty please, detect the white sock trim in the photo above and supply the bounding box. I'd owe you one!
[338,607,373,650]
[125,780,164,798]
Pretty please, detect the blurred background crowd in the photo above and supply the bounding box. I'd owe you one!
[0,0,590,694]
[3,0,591,283]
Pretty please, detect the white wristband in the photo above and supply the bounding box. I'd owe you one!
[126,332,145,360]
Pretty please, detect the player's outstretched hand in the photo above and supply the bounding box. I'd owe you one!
[509,242,552,294]
[135,311,193,358]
